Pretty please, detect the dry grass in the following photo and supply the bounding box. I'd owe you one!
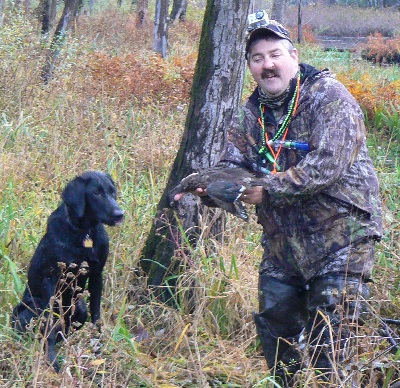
[0,3,400,387]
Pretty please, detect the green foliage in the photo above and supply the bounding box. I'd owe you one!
[0,112,36,149]
[374,103,400,142]
[111,297,138,355]
[0,10,34,60]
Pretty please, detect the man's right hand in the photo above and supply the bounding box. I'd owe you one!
[174,188,207,202]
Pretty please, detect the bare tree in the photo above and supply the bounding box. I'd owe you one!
[0,0,4,26]
[135,0,148,26]
[297,0,303,43]
[153,0,169,57]
[139,0,253,305]
[88,0,94,15]
[39,0,57,39]
[270,0,286,22]
[41,0,81,83]
[170,0,187,24]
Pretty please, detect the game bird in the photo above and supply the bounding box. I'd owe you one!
[169,166,265,221]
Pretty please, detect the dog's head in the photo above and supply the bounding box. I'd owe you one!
[62,171,124,226]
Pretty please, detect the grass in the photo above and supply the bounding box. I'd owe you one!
[0,2,400,387]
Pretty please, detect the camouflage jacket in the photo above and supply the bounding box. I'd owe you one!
[218,63,383,281]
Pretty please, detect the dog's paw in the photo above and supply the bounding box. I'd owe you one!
[88,319,102,333]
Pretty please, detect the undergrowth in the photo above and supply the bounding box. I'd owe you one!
[0,3,399,387]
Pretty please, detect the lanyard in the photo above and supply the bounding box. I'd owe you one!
[257,76,300,173]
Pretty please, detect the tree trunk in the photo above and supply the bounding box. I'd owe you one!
[89,0,94,15]
[297,0,302,44]
[0,0,4,27]
[135,0,148,26]
[41,0,80,84]
[41,0,51,36]
[170,0,187,24]
[50,0,57,28]
[270,0,286,23]
[40,0,57,39]
[139,0,253,306]
[153,0,169,58]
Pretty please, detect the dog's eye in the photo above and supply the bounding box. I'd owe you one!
[108,188,117,198]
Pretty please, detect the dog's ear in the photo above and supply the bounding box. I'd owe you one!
[62,176,87,218]
[105,173,116,188]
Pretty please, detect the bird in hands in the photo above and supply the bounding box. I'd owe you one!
[169,166,264,221]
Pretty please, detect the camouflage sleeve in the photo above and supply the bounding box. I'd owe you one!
[217,103,259,171]
[260,80,366,207]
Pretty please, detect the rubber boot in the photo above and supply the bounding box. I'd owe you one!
[306,274,370,381]
[254,275,309,385]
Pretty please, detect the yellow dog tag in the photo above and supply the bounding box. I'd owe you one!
[83,236,93,248]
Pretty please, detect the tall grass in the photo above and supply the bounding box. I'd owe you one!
[0,3,399,387]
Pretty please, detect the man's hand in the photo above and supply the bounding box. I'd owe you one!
[174,186,264,205]
[174,188,207,202]
[240,186,264,204]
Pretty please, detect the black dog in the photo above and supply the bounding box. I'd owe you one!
[12,171,124,371]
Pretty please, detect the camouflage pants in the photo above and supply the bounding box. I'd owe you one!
[253,238,375,383]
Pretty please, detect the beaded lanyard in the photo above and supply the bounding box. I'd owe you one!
[257,76,301,173]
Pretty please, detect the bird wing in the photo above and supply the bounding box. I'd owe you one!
[207,181,248,221]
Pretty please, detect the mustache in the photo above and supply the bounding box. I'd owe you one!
[261,69,278,79]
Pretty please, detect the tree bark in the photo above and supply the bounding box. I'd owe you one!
[297,0,302,44]
[40,0,57,39]
[153,0,169,58]
[0,0,4,26]
[135,0,148,26]
[41,0,81,84]
[41,0,51,36]
[170,0,187,24]
[139,0,253,306]
[89,0,94,15]
[270,0,286,23]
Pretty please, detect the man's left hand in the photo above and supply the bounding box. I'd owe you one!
[240,186,264,204]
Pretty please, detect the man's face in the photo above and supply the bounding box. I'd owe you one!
[248,38,299,97]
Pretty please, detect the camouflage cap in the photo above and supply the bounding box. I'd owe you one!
[245,18,293,59]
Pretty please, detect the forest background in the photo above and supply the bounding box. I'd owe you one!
[0,0,399,386]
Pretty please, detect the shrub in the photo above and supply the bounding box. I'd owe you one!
[289,24,318,44]
[336,72,400,121]
[86,51,195,108]
[362,32,400,65]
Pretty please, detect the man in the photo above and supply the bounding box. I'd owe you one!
[175,12,382,384]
